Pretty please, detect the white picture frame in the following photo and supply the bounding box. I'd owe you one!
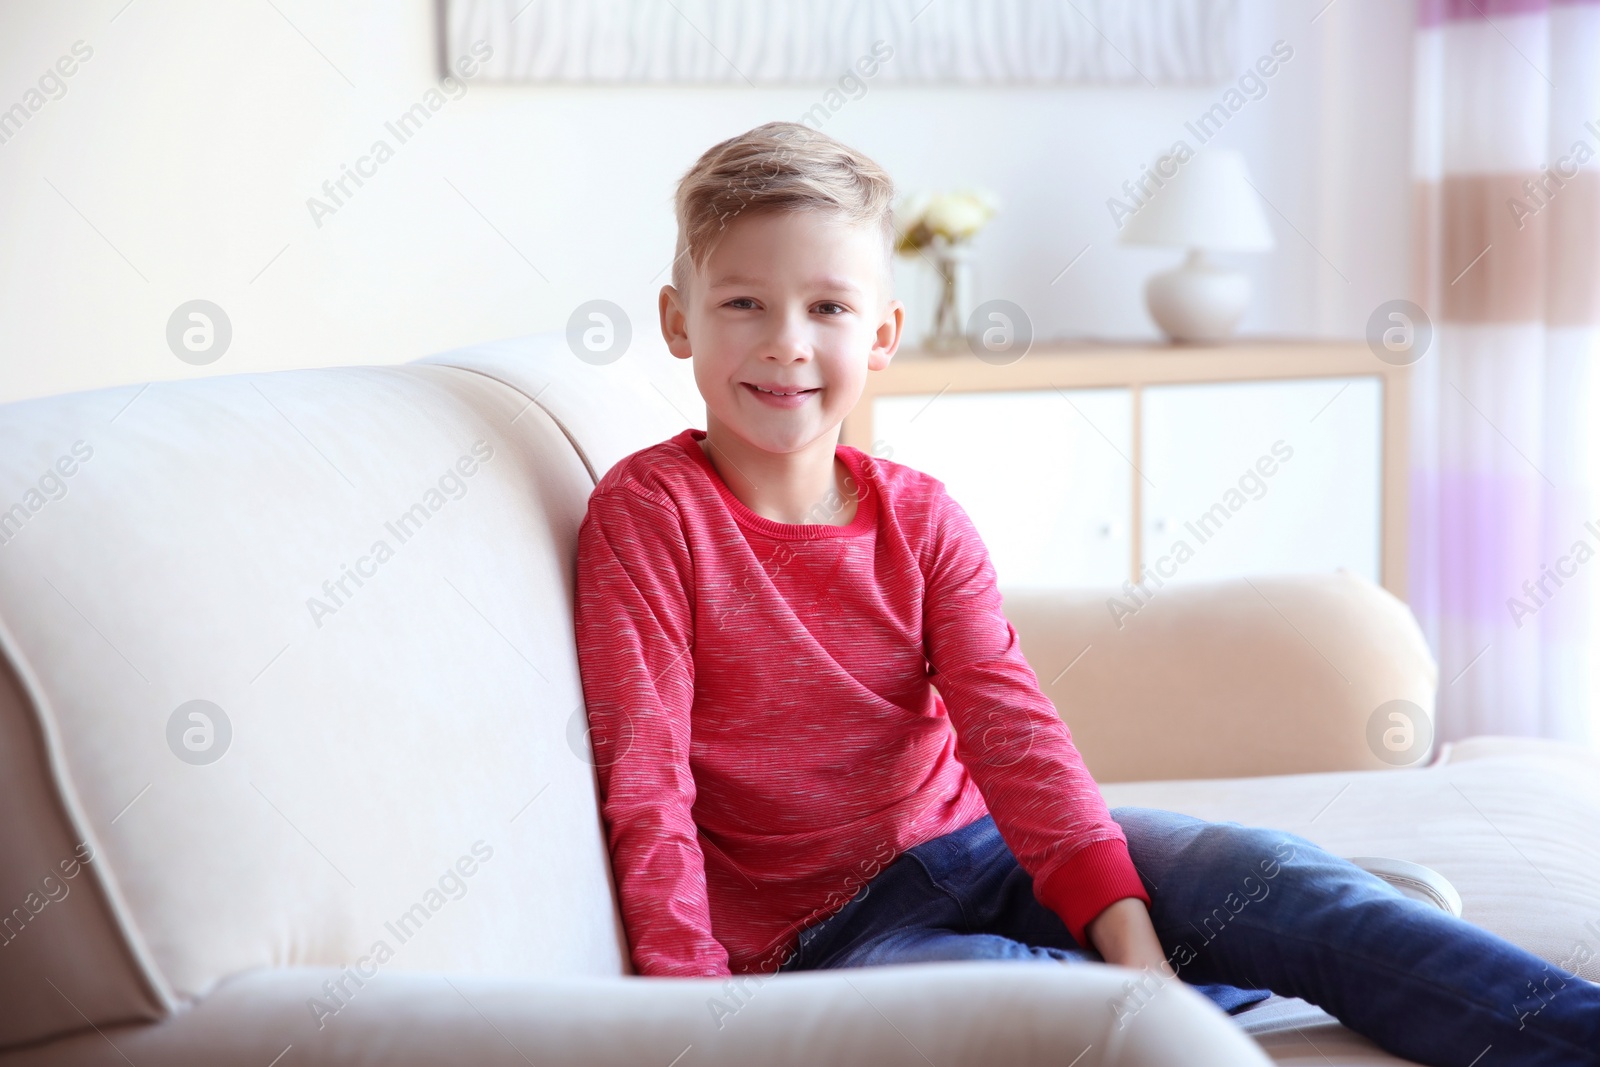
[437,0,1241,86]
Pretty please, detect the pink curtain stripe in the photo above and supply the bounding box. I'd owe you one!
[1418,0,1569,29]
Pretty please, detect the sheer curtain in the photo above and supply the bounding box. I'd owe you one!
[1409,0,1598,745]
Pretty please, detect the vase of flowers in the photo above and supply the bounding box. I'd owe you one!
[894,190,1000,351]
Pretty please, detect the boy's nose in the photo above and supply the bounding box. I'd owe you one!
[761,345,811,365]
[757,324,814,362]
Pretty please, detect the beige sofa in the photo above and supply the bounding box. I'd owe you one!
[1,331,1595,1067]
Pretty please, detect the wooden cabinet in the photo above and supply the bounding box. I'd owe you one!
[872,388,1134,586]
[841,340,1409,599]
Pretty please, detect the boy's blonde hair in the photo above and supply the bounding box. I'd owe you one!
[670,120,897,300]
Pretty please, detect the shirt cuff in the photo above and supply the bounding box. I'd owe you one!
[1033,837,1152,949]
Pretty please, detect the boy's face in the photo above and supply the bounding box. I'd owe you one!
[660,208,903,457]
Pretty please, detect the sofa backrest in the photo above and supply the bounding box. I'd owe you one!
[0,331,704,1049]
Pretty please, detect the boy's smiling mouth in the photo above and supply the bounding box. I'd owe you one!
[741,381,821,407]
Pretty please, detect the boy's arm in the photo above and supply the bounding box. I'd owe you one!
[922,489,1151,949]
[574,485,733,978]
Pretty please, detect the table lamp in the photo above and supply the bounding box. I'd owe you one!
[1118,149,1275,343]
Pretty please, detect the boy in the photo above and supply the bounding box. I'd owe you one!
[573,121,1599,1066]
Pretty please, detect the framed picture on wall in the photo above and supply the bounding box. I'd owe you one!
[436,0,1241,86]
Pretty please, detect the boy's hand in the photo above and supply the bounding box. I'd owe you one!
[1084,897,1177,979]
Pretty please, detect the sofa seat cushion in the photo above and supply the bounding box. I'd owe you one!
[1100,736,1600,1061]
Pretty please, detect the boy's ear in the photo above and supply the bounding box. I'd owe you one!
[659,284,692,360]
[868,298,905,372]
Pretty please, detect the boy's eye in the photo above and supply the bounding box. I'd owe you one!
[723,298,847,314]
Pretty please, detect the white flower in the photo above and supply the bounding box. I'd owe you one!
[894,189,1000,253]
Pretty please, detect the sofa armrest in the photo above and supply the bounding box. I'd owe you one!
[35,961,1274,1067]
[1000,569,1439,783]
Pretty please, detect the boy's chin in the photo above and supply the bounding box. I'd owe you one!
[713,419,838,456]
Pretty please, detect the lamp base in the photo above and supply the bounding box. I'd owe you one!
[1144,249,1251,344]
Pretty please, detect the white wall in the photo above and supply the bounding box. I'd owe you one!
[0,0,1413,404]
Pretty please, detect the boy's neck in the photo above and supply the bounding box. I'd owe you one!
[697,421,857,527]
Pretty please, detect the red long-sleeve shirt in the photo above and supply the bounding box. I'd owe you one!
[573,427,1149,977]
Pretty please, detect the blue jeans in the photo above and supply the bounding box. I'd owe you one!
[778,807,1600,1067]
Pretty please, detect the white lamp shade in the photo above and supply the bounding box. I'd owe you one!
[1118,149,1275,252]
